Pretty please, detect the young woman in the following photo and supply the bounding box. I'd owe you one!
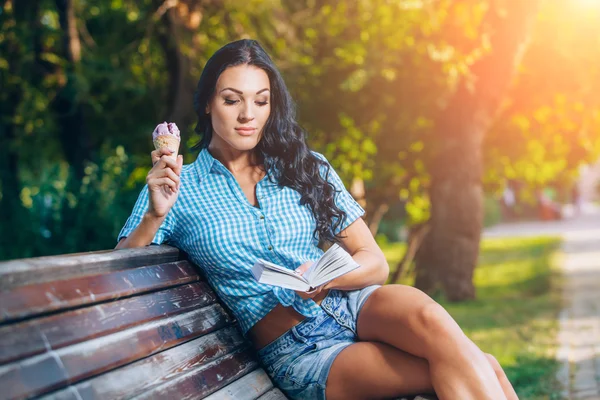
[116,39,518,400]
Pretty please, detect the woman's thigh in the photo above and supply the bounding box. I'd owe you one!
[357,284,465,360]
[325,341,433,400]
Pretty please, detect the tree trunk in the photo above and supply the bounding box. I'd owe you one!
[350,177,366,208]
[367,202,389,237]
[415,0,540,300]
[390,222,430,284]
[154,1,196,130]
[54,0,90,182]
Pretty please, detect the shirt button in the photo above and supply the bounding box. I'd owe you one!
[260,215,265,220]
[268,245,273,251]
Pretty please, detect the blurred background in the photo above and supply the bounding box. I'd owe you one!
[2,0,600,398]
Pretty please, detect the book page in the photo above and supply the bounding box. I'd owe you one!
[305,244,361,288]
[257,258,309,282]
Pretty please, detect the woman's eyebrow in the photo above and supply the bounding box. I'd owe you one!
[220,87,270,95]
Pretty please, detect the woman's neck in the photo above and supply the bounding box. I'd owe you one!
[208,142,262,175]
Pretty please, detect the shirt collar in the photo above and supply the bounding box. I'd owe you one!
[193,147,279,186]
[193,147,216,181]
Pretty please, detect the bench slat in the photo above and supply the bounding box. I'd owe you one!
[0,282,216,365]
[0,261,199,324]
[132,348,258,400]
[256,388,288,400]
[202,368,274,400]
[0,303,234,399]
[41,326,247,400]
[0,245,181,290]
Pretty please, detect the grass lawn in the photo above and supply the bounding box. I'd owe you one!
[380,236,563,400]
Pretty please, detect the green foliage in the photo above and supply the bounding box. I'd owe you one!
[1,0,600,259]
[0,146,139,260]
[484,1,600,193]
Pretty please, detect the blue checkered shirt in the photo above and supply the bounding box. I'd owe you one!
[117,148,365,334]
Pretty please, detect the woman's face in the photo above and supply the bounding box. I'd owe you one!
[207,64,271,153]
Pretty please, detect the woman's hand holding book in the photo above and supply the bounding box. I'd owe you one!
[294,261,324,299]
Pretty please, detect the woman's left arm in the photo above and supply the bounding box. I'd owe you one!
[323,217,389,291]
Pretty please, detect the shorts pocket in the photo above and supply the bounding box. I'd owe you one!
[282,342,319,385]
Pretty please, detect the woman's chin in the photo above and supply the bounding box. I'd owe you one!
[231,137,260,151]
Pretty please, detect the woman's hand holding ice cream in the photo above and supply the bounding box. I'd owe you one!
[152,122,181,160]
[146,122,183,219]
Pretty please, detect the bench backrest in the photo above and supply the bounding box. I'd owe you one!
[0,245,286,400]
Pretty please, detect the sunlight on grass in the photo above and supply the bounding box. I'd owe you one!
[381,236,563,400]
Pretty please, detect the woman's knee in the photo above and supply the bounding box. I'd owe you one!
[484,353,504,376]
[411,301,466,345]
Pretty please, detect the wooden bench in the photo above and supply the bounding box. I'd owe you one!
[0,245,436,400]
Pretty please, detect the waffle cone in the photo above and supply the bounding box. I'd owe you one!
[153,135,180,159]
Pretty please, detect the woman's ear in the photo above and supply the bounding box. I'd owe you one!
[205,105,210,114]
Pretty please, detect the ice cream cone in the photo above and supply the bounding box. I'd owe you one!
[153,135,180,159]
[152,122,181,160]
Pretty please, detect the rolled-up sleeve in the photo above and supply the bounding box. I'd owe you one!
[312,152,366,235]
[117,185,176,245]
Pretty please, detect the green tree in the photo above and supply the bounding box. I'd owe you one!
[415,0,540,300]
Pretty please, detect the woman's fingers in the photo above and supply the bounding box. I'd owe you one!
[156,155,179,170]
[149,167,180,188]
[294,261,317,299]
[150,177,178,192]
[174,155,183,175]
[159,168,180,185]
[295,285,323,300]
[151,148,174,165]
[148,150,182,194]
[295,261,314,275]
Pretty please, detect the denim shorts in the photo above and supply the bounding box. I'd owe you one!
[256,285,381,400]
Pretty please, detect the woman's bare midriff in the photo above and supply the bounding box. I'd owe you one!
[248,289,330,350]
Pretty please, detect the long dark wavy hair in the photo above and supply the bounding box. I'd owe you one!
[192,39,348,244]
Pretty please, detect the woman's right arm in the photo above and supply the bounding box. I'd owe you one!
[115,213,170,249]
[116,148,183,249]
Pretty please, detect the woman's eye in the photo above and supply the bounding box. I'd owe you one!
[224,99,239,105]
[256,101,269,106]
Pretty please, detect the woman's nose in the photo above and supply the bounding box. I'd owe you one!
[239,103,255,121]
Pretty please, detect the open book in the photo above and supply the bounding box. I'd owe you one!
[251,243,360,292]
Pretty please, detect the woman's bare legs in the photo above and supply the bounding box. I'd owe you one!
[358,284,515,399]
[325,284,518,400]
[326,341,433,399]
[485,353,519,400]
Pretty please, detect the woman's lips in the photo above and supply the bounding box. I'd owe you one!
[235,127,257,136]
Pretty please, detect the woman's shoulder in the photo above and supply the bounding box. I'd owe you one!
[309,150,327,161]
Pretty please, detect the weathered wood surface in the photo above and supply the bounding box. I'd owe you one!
[41,327,247,400]
[0,261,198,323]
[256,389,288,400]
[202,368,274,400]
[0,304,234,399]
[0,245,290,400]
[0,282,216,365]
[132,348,258,400]
[0,245,181,290]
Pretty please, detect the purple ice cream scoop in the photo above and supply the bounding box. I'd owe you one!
[152,122,181,141]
